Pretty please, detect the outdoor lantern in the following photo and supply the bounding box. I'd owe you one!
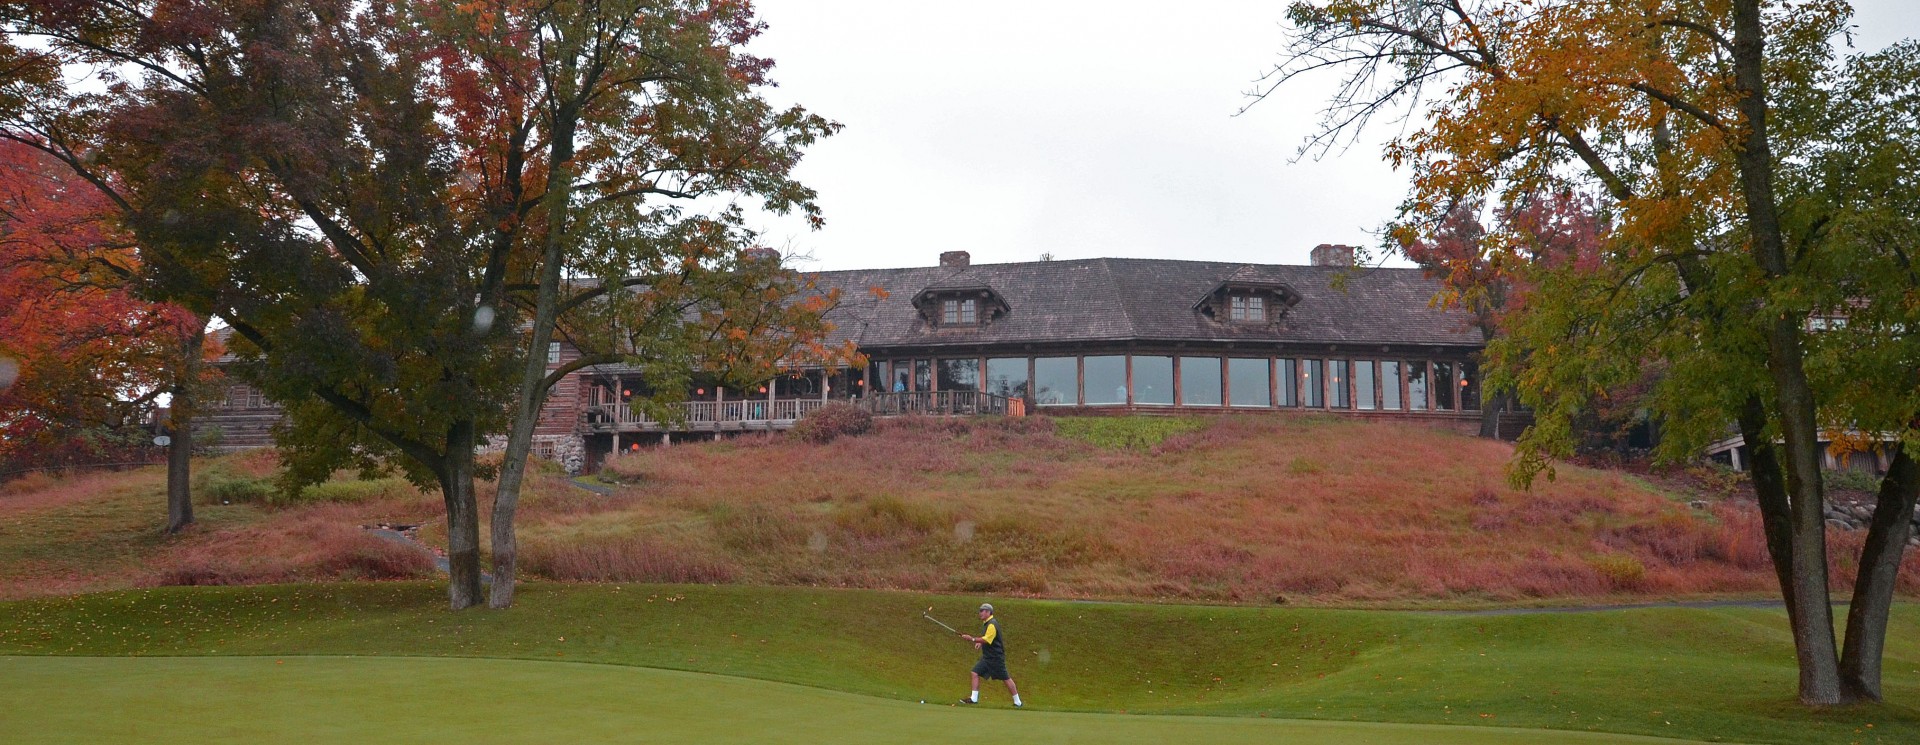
[622,389,630,396]
[759,386,767,393]
[696,388,705,395]
[630,443,639,452]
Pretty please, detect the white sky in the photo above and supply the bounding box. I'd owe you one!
[745,1,1920,271]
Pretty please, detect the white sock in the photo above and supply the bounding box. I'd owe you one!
[970,691,979,702]
[1013,694,1022,706]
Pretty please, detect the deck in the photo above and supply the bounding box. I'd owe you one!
[581,391,1018,433]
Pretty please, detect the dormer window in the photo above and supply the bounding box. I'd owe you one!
[1196,278,1299,325]
[1228,294,1265,322]
[913,283,1007,329]
[944,298,977,324]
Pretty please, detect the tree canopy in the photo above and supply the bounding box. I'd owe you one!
[0,0,840,609]
[1268,0,1920,704]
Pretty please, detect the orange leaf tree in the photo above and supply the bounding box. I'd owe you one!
[1264,0,1920,704]
[0,138,214,533]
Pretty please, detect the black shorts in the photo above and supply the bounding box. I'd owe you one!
[972,657,1009,680]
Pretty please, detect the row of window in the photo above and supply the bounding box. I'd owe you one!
[212,385,267,409]
[876,355,1482,411]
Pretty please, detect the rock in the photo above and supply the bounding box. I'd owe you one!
[1688,500,1709,510]
[1826,518,1854,531]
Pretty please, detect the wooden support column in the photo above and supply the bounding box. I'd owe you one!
[1221,356,1232,407]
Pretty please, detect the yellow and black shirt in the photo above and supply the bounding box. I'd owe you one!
[978,616,1004,665]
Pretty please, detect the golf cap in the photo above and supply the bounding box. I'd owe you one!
[979,603,994,613]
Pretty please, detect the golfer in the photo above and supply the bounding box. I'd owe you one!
[957,603,1021,707]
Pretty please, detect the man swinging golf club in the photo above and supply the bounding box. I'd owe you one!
[957,603,1021,707]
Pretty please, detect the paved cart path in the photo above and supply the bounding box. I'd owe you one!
[2,655,1730,745]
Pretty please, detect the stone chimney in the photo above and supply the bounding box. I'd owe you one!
[939,250,971,268]
[741,247,780,263]
[1310,243,1355,267]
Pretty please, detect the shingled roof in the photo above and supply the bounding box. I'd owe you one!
[810,257,1479,351]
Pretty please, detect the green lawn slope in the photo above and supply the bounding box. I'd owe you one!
[0,656,1720,745]
[4,583,1916,744]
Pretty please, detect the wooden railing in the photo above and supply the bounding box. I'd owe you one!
[583,398,830,432]
[859,391,1015,417]
[582,390,1017,432]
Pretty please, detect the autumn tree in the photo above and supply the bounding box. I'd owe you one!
[0,0,839,608]
[1264,1,1920,704]
[0,138,212,533]
[423,0,839,608]
[1401,190,1606,438]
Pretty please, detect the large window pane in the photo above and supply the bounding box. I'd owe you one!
[1301,359,1324,407]
[1329,360,1350,408]
[938,358,980,392]
[1180,357,1222,407]
[1406,361,1429,411]
[1380,361,1401,409]
[1084,355,1127,405]
[1355,361,1376,410]
[1132,355,1174,405]
[985,357,1029,399]
[1278,358,1296,406]
[1461,359,1481,411]
[1034,357,1076,405]
[913,359,932,392]
[1229,358,1271,407]
[1434,361,1456,410]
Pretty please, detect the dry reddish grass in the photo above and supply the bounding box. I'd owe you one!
[0,451,481,600]
[554,414,1920,603]
[10,418,1918,604]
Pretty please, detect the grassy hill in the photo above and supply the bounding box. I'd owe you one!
[4,415,1914,603]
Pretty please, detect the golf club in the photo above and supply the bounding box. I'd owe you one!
[922,606,960,634]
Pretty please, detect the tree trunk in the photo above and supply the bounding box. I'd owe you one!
[1478,394,1506,439]
[164,323,207,534]
[1730,0,1842,705]
[1739,397,1797,610]
[488,111,578,610]
[1839,446,1920,701]
[441,421,485,610]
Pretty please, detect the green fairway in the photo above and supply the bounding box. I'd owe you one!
[1,655,1712,744]
[2,582,1917,744]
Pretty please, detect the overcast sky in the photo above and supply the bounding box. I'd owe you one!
[743,1,1920,271]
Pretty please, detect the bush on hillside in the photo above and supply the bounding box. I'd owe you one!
[297,477,418,504]
[195,464,278,505]
[1054,416,1207,449]
[792,401,872,444]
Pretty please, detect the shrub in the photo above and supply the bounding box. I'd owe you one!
[792,401,873,444]
[1054,416,1207,449]
[1824,467,1881,495]
[195,465,278,505]
[1589,553,1647,589]
[297,477,416,504]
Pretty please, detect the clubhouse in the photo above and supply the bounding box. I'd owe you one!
[205,245,1513,472]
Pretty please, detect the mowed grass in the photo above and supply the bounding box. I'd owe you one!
[3,582,1918,744]
[0,656,1708,745]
